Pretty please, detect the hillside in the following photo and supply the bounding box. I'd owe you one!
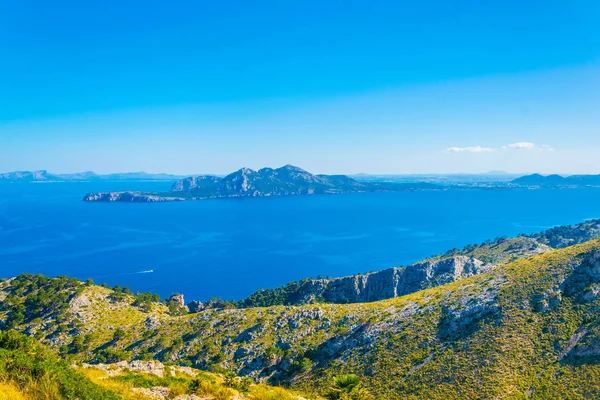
[0,330,309,400]
[3,241,600,398]
[83,164,440,202]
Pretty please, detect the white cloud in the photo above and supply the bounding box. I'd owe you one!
[502,142,536,150]
[446,142,555,154]
[446,146,494,153]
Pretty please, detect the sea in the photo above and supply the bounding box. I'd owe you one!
[1,181,599,302]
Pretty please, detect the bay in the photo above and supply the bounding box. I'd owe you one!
[1,182,599,301]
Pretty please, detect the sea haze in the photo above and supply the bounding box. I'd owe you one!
[1,181,600,302]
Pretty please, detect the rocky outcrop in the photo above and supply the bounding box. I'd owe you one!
[398,256,490,293]
[437,284,502,340]
[187,300,205,313]
[248,256,490,306]
[324,256,489,303]
[170,164,368,197]
[167,293,186,308]
[82,192,184,202]
[171,175,221,192]
[84,360,175,377]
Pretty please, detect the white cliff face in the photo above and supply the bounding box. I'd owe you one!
[82,192,184,202]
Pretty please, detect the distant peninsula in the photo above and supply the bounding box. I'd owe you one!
[82,164,441,202]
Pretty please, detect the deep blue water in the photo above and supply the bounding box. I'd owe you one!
[1,182,600,301]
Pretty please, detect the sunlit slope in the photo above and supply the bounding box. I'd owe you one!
[3,241,600,398]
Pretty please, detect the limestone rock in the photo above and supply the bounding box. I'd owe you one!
[271,256,490,305]
[167,293,186,308]
[187,300,205,313]
[82,192,184,202]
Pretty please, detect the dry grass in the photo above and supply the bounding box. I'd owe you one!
[80,368,148,400]
[0,382,28,400]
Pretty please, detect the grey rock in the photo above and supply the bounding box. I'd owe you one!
[145,315,161,330]
[563,251,600,302]
[83,192,184,202]
[167,293,186,308]
[187,300,205,313]
[234,347,249,359]
[438,288,501,340]
[275,256,489,305]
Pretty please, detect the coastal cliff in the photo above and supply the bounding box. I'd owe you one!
[236,220,600,308]
[258,256,489,305]
[82,192,184,202]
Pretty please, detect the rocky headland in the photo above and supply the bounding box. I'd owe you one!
[82,164,440,202]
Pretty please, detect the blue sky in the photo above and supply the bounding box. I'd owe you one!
[1,1,599,174]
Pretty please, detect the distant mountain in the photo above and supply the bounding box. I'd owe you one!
[83,165,440,202]
[512,173,600,187]
[171,164,377,197]
[0,170,61,181]
[54,171,100,180]
[84,164,441,202]
[0,170,185,182]
[351,172,521,184]
[99,172,186,181]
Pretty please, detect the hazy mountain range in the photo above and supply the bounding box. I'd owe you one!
[0,170,187,182]
[5,168,600,189]
[511,173,600,187]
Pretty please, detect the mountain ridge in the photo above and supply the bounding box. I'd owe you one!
[0,170,188,182]
[83,165,441,202]
[512,173,600,187]
[171,164,373,197]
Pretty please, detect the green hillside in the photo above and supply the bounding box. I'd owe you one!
[3,240,600,398]
[0,329,313,400]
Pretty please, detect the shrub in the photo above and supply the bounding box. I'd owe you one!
[0,330,119,400]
